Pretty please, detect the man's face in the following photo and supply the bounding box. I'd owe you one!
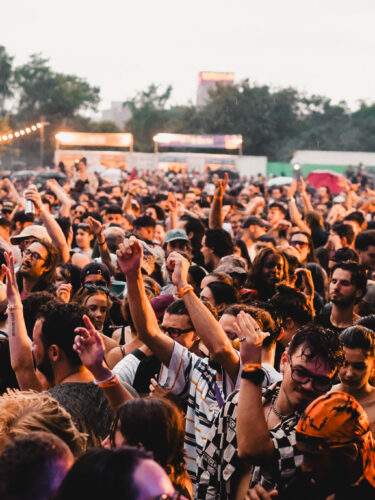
[161,312,197,349]
[136,226,155,241]
[104,213,123,225]
[248,224,266,241]
[184,192,196,209]
[219,313,238,341]
[32,317,54,383]
[280,344,336,411]
[83,274,109,288]
[290,233,310,263]
[358,245,375,270]
[339,347,373,390]
[166,240,188,258]
[270,188,282,200]
[230,215,243,237]
[19,241,49,279]
[329,268,361,306]
[267,207,284,227]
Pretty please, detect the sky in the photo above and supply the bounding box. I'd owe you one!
[1,0,374,116]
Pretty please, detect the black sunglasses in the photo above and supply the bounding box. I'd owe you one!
[83,283,110,295]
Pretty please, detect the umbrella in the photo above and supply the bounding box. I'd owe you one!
[267,176,293,187]
[306,170,349,195]
[100,168,122,184]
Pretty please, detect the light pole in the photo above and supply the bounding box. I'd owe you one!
[39,117,49,167]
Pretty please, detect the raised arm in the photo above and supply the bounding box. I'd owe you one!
[24,187,70,263]
[74,315,133,412]
[3,253,42,391]
[298,178,314,214]
[236,312,275,465]
[209,173,228,229]
[87,217,117,276]
[168,251,239,382]
[287,180,310,234]
[46,179,73,218]
[116,237,175,366]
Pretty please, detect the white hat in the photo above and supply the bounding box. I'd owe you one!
[10,225,52,245]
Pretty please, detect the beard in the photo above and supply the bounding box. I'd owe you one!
[330,294,356,307]
[37,353,54,385]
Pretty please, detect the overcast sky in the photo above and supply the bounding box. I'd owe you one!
[1,0,374,114]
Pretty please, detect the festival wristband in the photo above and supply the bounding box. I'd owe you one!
[178,285,194,298]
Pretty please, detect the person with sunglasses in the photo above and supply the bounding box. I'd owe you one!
[235,321,344,499]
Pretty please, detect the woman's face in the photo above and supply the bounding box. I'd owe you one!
[200,286,216,307]
[55,267,68,286]
[261,254,284,286]
[84,293,108,331]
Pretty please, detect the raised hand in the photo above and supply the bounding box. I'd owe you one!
[73,315,105,375]
[234,311,270,364]
[214,172,229,198]
[88,216,104,237]
[287,179,297,199]
[56,283,72,303]
[116,236,143,276]
[247,484,278,499]
[167,251,190,288]
[24,185,43,212]
[2,252,21,305]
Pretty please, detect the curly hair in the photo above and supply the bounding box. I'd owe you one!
[0,389,87,456]
[247,247,289,300]
[289,324,345,373]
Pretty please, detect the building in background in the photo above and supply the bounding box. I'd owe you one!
[101,101,132,128]
[196,71,235,107]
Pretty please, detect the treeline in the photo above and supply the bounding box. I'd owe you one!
[1,45,375,167]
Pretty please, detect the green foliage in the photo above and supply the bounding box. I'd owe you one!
[0,46,14,115]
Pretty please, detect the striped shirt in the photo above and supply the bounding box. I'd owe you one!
[158,341,239,484]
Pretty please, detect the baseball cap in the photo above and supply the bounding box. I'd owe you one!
[216,255,248,275]
[80,262,111,285]
[10,224,52,245]
[242,216,269,229]
[163,229,189,245]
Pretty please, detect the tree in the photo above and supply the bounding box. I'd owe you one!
[0,46,13,115]
[124,84,173,151]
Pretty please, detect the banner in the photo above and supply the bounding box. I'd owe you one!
[153,133,242,150]
[55,132,133,148]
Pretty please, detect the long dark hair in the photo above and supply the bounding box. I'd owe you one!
[247,248,289,300]
[110,397,192,498]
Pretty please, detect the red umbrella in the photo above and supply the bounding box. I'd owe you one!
[306,170,349,195]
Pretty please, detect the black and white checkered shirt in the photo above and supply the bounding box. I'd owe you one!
[197,382,303,500]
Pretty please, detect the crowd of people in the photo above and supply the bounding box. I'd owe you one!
[0,157,374,499]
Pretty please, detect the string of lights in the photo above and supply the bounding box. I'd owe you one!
[0,122,43,144]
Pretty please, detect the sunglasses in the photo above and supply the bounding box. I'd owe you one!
[161,326,193,337]
[83,283,110,295]
[290,240,309,247]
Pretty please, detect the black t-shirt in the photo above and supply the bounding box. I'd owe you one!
[316,305,347,334]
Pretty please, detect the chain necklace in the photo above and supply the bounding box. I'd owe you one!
[271,393,290,421]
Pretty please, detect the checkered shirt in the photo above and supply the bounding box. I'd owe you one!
[197,382,303,500]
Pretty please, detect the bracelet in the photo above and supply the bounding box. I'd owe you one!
[214,195,222,200]
[242,363,262,372]
[178,285,194,298]
[93,372,115,385]
[99,375,119,389]
[241,366,265,385]
[7,304,23,310]
[97,240,106,246]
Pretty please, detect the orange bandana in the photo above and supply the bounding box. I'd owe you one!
[296,392,375,488]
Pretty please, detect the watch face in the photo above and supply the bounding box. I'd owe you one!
[241,368,265,385]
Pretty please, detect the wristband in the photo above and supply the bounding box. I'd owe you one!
[7,304,23,310]
[241,367,265,385]
[242,363,262,371]
[178,285,194,298]
[97,240,106,246]
[214,195,222,200]
[94,372,115,385]
[99,375,119,389]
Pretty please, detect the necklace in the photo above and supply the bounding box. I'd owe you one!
[271,394,290,421]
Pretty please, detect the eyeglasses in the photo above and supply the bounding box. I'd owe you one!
[289,357,333,392]
[161,326,193,337]
[84,283,110,295]
[290,240,309,248]
[23,249,46,262]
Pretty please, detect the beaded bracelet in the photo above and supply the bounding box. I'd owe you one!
[7,304,24,311]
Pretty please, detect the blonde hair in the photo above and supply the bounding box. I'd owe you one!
[0,389,87,456]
